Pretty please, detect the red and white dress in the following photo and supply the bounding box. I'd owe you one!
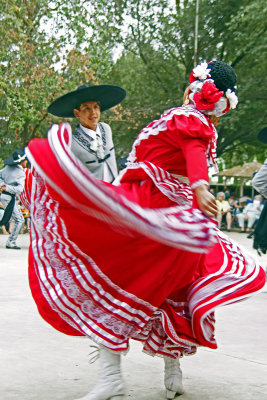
[25,105,265,358]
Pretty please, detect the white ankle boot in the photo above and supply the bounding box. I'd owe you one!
[164,356,184,399]
[76,346,125,400]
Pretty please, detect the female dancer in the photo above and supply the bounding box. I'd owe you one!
[25,61,265,400]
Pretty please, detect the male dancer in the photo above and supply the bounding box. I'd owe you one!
[0,150,27,249]
[48,84,126,182]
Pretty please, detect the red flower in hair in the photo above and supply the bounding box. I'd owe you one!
[193,80,224,111]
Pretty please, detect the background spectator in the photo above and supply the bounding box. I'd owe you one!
[237,194,263,232]
[228,192,242,228]
[224,189,230,200]
[0,150,27,249]
[20,201,31,232]
[216,191,232,231]
[209,188,216,196]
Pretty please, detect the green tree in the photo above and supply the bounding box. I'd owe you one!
[96,0,267,163]
[1,0,266,168]
[0,0,115,160]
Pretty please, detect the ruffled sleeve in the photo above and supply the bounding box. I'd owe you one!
[166,111,215,187]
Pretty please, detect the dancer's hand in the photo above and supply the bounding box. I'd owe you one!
[194,185,217,218]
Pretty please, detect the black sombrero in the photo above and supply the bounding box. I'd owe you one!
[257,127,267,144]
[48,84,126,117]
[4,150,27,166]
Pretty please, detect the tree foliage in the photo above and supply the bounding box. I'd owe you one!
[0,0,266,168]
[0,0,114,160]
[82,0,267,163]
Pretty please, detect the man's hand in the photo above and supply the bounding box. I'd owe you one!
[194,184,218,218]
[0,184,6,193]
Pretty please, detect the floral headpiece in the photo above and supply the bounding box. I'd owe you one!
[188,61,238,117]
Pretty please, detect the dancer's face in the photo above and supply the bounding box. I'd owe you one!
[74,101,101,131]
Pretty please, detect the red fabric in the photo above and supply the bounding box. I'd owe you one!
[28,245,82,336]
[19,168,32,210]
[193,80,224,111]
[24,112,266,358]
[169,113,213,185]
[129,107,215,186]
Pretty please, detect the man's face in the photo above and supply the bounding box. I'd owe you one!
[73,101,101,131]
[20,160,28,168]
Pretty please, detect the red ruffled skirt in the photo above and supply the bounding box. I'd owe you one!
[25,123,265,358]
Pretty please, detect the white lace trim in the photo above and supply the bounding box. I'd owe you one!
[30,176,157,344]
[29,176,204,356]
[188,228,262,343]
[191,179,210,190]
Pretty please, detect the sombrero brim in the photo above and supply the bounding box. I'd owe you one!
[257,127,267,144]
[48,85,126,117]
[4,156,16,165]
[4,154,27,166]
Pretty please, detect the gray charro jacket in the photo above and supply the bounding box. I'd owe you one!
[0,164,26,200]
[71,122,118,183]
[252,158,267,199]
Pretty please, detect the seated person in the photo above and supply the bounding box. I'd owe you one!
[209,188,216,196]
[237,194,264,232]
[216,191,232,231]
[224,189,230,200]
[228,192,242,227]
[20,202,31,232]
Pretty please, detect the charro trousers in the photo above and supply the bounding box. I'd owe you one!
[1,195,24,247]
